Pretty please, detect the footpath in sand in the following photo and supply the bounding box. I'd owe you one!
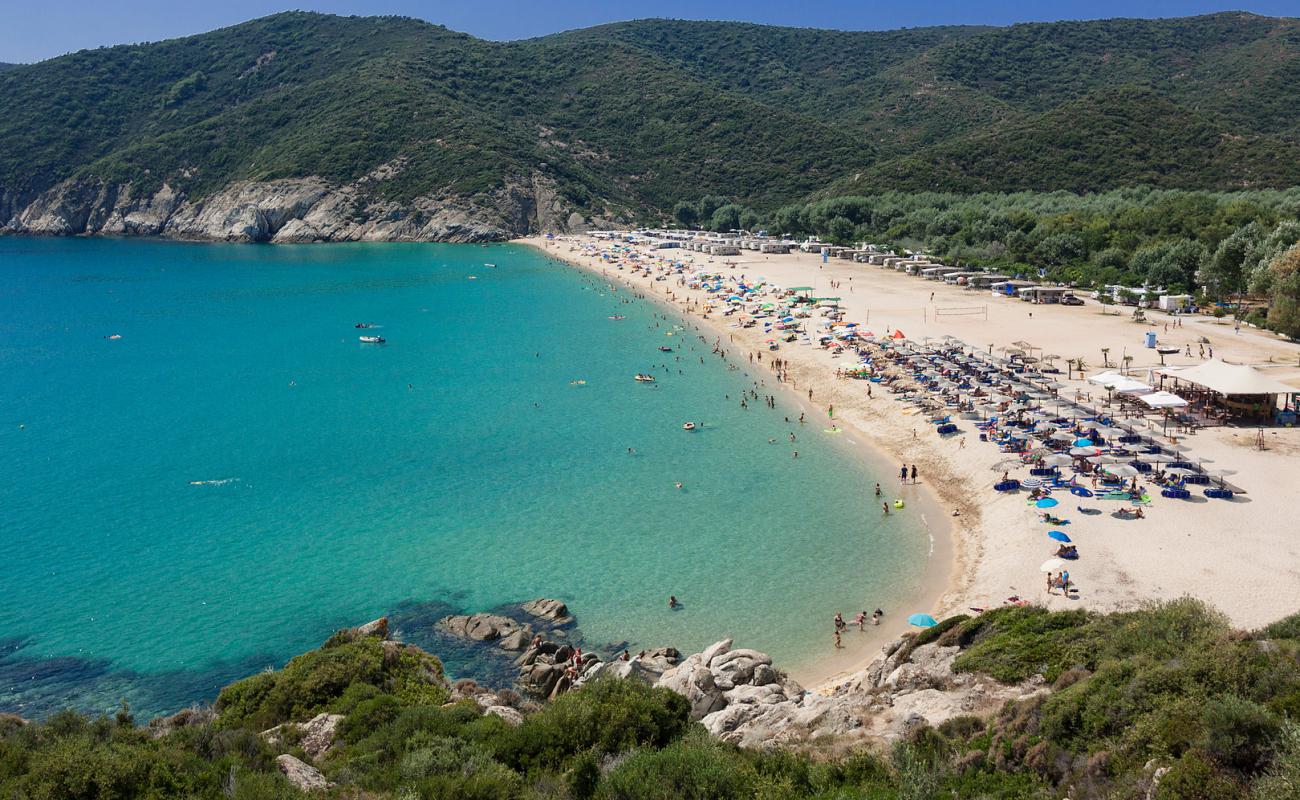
[524,234,1300,681]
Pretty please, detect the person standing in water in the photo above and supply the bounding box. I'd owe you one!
[911,464,918,484]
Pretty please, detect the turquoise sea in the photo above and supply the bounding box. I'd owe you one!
[0,237,929,718]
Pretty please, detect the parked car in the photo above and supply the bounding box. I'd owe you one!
[1060,294,1085,306]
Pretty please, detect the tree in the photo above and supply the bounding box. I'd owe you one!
[1035,233,1085,267]
[1203,222,1263,299]
[738,208,761,232]
[697,195,727,223]
[1266,244,1300,339]
[709,203,743,232]
[827,216,855,245]
[672,201,698,229]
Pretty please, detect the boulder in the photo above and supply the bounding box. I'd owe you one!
[298,713,344,759]
[485,706,524,727]
[438,613,521,642]
[497,628,534,651]
[699,638,733,667]
[275,754,333,792]
[519,662,566,697]
[520,598,573,625]
[352,617,389,640]
[261,712,343,760]
[656,662,726,719]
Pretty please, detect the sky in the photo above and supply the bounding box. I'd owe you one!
[2,0,1300,63]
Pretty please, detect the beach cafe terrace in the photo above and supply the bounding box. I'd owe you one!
[1156,360,1299,425]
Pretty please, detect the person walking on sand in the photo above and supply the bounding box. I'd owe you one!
[900,464,908,483]
[834,629,843,649]
[910,464,918,484]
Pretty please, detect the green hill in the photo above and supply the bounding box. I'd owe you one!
[2,11,1300,239]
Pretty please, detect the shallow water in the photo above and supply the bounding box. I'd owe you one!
[0,237,928,718]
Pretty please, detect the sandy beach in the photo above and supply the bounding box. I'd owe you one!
[524,234,1300,687]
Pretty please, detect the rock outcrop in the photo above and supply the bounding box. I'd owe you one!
[0,169,610,243]
[520,598,572,626]
[645,635,1048,749]
[263,712,345,760]
[438,613,527,644]
[275,754,333,792]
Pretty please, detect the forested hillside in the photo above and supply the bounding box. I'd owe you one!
[3,10,1300,240]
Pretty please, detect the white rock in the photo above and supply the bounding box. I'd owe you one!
[275,754,333,792]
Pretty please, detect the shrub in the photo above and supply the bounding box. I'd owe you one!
[497,676,690,772]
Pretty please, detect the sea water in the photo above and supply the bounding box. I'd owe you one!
[0,237,929,718]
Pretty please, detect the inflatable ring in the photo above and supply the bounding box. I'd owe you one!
[893,500,905,509]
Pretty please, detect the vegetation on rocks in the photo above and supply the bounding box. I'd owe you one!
[3,600,1300,798]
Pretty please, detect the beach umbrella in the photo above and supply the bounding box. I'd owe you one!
[1035,497,1059,508]
[1103,464,1140,478]
[908,613,938,628]
[1048,431,1074,442]
[991,458,1023,471]
[1040,558,1067,572]
[1088,454,1123,465]
[1048,531,1071,543]
[1070,446,1101,457]
[1073,438,1094,447]
[1041,454,1073,467]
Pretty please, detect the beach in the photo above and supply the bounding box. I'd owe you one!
[526,234,1300,687]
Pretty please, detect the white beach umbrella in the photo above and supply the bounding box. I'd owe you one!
[1040,558,1067,572]
[1041,454,1074,467]
[1103,464,1140,478]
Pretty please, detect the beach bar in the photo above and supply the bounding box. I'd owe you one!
[1159,360,1299,423]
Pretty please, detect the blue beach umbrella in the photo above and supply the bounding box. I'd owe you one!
[1048,531,1071,542]
[1073,438,1094,447]
[1036,497,1059,508]
[908,613,938,628]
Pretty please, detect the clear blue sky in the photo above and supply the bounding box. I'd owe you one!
[3,0,1299,63]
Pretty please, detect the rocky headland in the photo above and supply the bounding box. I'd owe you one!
[0,169,611,243]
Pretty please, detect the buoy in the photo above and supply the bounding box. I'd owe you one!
[893,500,905,509]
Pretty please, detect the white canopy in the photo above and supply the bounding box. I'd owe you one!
[1087,370,1125,386]
[1165,360,1297,396]
[1086,370,1151,394]
[1140,391,1188,409]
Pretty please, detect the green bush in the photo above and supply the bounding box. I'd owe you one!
[497,675,690,773]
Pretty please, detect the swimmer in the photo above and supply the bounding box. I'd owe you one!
[675,482,684,490]
[882,502,889,515]
[669,595,679,609]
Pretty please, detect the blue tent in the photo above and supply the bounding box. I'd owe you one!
[908,613,938,628]
[1036,497,1060,508]
[1073,438,1094,447]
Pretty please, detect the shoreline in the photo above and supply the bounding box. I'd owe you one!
[520,231,1300,690]
[521,236,961,688]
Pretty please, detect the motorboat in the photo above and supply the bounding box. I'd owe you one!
[484,263,497,268]
[682,422,697,431]
[658,346,673,352]
[355,323,373,329]
[608,315,626,320]
[359,335,386,344]
[634,374,655,383]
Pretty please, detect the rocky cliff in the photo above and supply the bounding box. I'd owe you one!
[0,168,606,243]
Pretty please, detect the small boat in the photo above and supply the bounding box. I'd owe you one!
[608,315,626,320]
[658,346,673,352]
[355,323,373,329]
[359,335,386,344]
[635,374,655,383]
[682,422,697,431]
[484,263,497,268]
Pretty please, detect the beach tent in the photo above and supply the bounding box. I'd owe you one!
[891,330,906,339]
[1140,391,1188,409]
[1164,360,1296,396]
[1086,370,1125,386]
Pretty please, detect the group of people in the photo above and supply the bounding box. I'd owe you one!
[832,609,884,648]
